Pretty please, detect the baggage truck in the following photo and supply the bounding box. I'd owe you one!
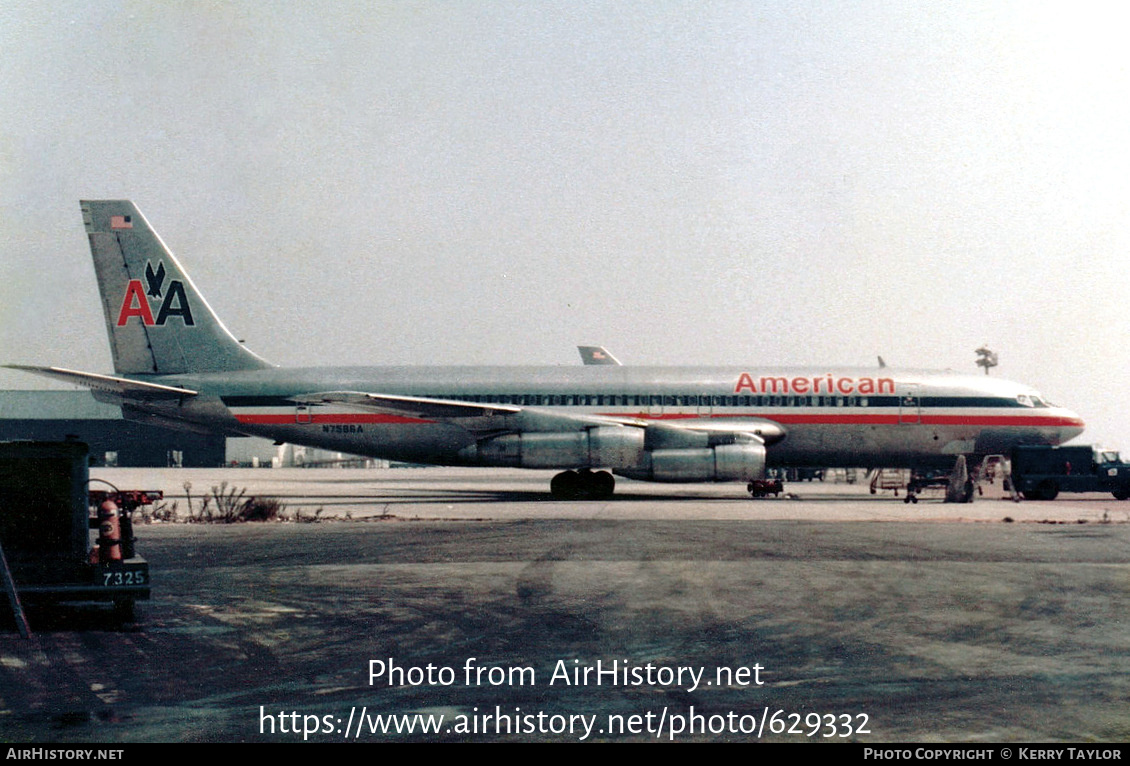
[1010,444,1130,500]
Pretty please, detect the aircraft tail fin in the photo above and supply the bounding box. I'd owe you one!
[80,200,273,375]
[578,345,622,366]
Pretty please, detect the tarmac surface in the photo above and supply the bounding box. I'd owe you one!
[2,467,1129,742]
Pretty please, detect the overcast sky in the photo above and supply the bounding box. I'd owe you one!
[2,1,1128,447]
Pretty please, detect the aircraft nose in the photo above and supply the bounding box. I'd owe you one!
[1060,408,1086,441]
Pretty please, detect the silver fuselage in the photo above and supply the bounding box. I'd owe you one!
[132,365,1084,470]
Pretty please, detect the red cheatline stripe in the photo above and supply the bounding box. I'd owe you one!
[922,415,1084,427]
[235,414,433,425]
[738,414,1084,427]
[234,411,1082,428]
[594,412,1082,427]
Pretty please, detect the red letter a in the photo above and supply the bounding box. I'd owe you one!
[116,280,155,326]
[735,372,758,394]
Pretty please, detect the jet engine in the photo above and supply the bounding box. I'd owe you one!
[615,442,767,483]
[468,426,645,469]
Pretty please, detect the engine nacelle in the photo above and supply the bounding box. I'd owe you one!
[615,443,767,483]
[466,426,645,469]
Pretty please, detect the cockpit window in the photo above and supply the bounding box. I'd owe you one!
[1016,394,1033,407]
[1029,396,1048,408]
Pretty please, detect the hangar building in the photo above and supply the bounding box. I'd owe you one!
[0,390,226,467]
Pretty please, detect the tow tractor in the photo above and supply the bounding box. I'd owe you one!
[0,441,155,630]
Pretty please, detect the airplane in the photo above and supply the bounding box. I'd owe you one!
[7,200,1086,500]
[578,346,622,366]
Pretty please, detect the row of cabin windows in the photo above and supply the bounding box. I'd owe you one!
[427,393,876,408]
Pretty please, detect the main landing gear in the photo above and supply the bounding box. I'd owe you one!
[550,469,615,500]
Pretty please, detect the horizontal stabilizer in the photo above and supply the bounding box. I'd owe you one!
[4,365,198,401]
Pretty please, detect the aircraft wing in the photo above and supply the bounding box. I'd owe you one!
[291,391,522,420]
[3,365,198,401]
[653,417,786,445]
[291,391,651,433]
[290,391,782,443]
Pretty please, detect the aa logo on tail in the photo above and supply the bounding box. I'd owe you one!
[116,260,195,327]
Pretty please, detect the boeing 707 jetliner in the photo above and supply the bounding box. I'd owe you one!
[8,201,1085,499]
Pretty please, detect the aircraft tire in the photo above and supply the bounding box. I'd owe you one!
[1038,480,1059,501]
[550,470,581,500]
[552,470,615,499]
[590,470,615,499]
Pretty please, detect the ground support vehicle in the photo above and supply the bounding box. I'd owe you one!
[1009,444,1130,501]
[0,441,151,626]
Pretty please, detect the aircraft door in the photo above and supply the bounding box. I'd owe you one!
[296,403,312,424]
[697,394,712,417]
[898,384,921,425]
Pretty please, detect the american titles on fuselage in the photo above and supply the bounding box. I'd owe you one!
[735,373,894,396]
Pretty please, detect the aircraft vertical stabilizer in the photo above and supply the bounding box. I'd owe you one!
[80,200,273,375]
[578,345,621,365]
